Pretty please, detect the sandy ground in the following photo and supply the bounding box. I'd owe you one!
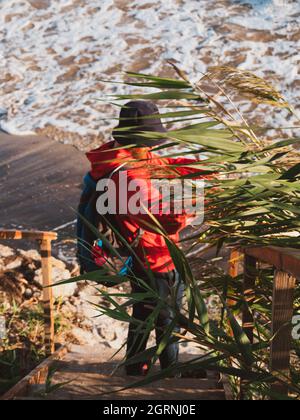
[0,132,91,256]
[0,132,89,229]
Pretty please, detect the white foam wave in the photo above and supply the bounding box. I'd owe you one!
[0,0,299,147]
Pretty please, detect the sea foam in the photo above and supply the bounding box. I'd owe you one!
[0,0,299,149]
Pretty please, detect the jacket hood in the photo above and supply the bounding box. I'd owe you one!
[86,141,133,180]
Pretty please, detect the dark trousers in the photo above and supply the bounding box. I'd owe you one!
[126,271,184,374]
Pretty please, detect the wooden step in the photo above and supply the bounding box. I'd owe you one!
[10,345,227,400]
[24,371,225,400]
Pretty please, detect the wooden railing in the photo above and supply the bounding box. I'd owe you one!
[230,246,300,396]
[0,229,57,356]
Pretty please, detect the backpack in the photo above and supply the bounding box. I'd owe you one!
[77,171,141,278]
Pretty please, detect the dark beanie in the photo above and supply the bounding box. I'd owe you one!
[112,100,167,146]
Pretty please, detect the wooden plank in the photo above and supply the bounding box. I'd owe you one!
[270,270,296,396]
[23,371,225,400]
[245,246,300,280]
[0,229,57,241]
[229,249,241,278]
[243,255,256,343]
[17,390,226,401]
[40,239,55,356]
[221,374,234,400]
[0,346,68,400]
[227,249,241,308]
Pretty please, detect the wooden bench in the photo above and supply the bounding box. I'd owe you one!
[0,229,57,356]
[230,246,300,395]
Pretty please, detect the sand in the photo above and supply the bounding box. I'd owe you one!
[0,132,90,235]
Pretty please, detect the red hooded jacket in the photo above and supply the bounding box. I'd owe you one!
[86,141,202,273]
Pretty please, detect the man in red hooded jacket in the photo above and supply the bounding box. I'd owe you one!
[86,101,202,375]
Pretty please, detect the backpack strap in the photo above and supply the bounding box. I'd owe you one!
[77,163,143,274]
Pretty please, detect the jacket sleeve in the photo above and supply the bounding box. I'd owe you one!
[167,157,203,178]
[167,157,215,181]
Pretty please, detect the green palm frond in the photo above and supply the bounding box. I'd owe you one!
[58,63,300,400]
